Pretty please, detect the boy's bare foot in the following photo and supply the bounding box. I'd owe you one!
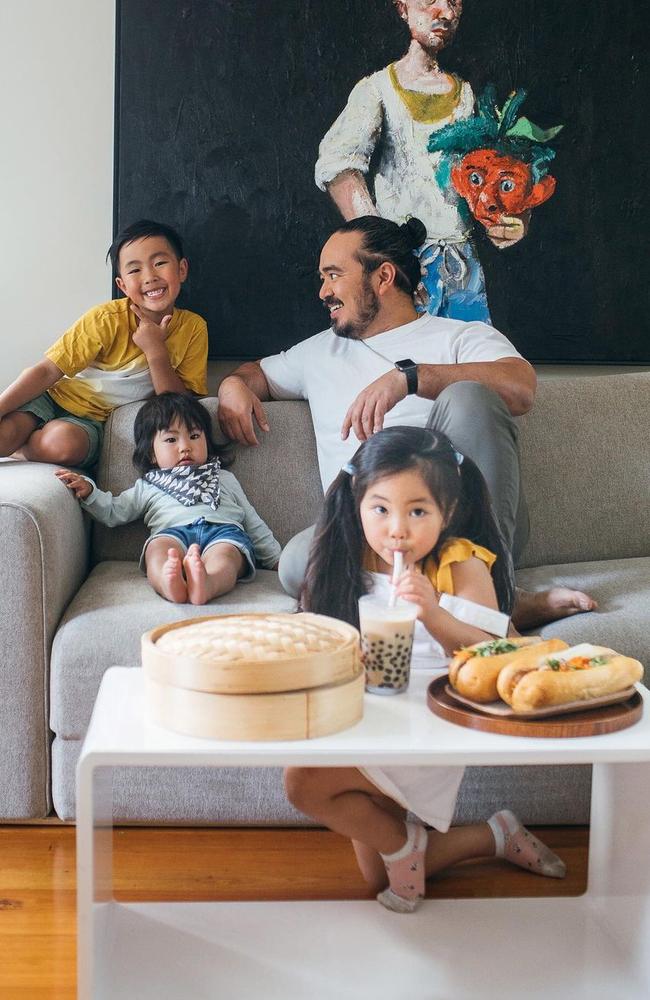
[160,548,188,603]
[184,543,209,605]
[512,587,597,632]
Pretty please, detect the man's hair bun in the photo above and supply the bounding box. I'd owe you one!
[400,217,427,251]
[332,215,426,295]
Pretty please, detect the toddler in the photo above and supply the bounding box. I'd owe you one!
[56,393,280,604]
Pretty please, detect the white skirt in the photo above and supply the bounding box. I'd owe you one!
[359,764,465,832]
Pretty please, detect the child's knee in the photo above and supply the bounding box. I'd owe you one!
[284,767,318,814]
[27,421,89,465]
[0,410,38,455]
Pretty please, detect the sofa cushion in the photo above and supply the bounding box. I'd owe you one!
[92,398,324,563]
[52,738,307,826]
[516,555,650,677]
[50,562,295,740]
[517,372,650,569]
[51,737,591,827]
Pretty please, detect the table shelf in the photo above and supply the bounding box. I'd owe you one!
[77,668,650,999]
[90,898,645,1000]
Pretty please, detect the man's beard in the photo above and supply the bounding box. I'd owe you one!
[329,278,380,340]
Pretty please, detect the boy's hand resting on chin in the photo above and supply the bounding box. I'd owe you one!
[130,303,172,354]
[55,469,92,500]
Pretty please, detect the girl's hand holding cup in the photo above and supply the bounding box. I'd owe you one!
[395,565,440,629]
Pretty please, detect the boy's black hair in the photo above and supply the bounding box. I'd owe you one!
[107,219,185,274]
[132,393,230,475]
[332,215,426,295]
[301,426,514,627]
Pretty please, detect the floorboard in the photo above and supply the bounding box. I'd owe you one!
[0,824,588,999]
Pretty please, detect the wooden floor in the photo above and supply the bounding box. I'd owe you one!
[0,824,588,999]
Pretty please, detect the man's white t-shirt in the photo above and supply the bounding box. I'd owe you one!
[260,313,525,491]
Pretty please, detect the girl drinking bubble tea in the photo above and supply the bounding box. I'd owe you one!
[285,426,565,913]
[55,393,280,604]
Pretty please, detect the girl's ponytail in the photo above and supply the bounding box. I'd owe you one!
[447,456,515,615]
[300,469,368,627]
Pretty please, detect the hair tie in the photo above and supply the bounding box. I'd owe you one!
[341,462,356,476]
[453,450,464,466]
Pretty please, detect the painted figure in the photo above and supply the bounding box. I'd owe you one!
[428,87,561,236]
[315,1,555,324]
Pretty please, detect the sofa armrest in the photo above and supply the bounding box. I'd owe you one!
[0,461,88,817]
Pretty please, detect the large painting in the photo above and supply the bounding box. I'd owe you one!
[116,0,649,363]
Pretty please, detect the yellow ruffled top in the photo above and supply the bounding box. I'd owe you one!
[363,537,496,594]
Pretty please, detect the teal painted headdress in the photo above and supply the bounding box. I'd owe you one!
[427,87,563,183]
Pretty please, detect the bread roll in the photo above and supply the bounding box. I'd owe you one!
[496,643,643,713]
[448,636,569,703]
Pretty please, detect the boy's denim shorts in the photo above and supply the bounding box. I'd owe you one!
[18,392,104,469]
[141,518,256,580]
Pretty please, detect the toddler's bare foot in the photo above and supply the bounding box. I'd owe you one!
[184,543,209,605]
[161,548,188,603]
[512,587,597,631]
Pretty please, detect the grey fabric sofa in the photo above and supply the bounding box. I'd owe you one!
[2,372,648,823]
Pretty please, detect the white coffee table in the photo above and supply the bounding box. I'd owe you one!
[77,667,650,999]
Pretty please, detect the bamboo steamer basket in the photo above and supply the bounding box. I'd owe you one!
[145,671,365,741]
[142,612,364,740]
[142,612,361,694]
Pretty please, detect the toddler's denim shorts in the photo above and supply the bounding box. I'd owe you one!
[141,518,256,580]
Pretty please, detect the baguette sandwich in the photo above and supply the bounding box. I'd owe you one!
[496,643,643,713]
[449,636,569,703]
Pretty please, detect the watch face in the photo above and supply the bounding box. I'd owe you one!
[396,358,416,370]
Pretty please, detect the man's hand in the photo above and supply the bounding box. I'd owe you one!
[55,469,92,500]
[341,368,407,441]
[218,376,270,446]
[131,304,172,355]
[486,212,530,250]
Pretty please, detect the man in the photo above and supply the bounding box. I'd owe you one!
[218,216,594,628]
[315,0,527,323]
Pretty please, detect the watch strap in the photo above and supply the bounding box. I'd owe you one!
[395,359,418,395]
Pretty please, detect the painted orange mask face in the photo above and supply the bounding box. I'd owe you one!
[451,149,556,228]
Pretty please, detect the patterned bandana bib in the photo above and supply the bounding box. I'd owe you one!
[144,459,221,510]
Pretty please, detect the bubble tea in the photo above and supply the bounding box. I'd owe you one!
[358,595,418,694]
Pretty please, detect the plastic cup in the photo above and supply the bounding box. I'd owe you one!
[358,594,418,694]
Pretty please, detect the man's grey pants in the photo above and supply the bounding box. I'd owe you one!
[278,382,529,599]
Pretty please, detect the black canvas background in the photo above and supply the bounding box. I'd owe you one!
[115,0,650,362]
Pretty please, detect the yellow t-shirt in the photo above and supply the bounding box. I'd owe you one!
[364,537,496,593]
[45,298,208,422]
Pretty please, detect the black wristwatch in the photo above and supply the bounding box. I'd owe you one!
[394,358,419,395]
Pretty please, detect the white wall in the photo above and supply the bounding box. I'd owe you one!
[0,2,115,383]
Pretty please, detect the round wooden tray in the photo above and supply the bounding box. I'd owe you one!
[145,671,365,741]
[427,675,643,738]
[142,612,361,694]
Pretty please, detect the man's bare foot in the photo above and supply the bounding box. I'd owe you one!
[513,587,597,632]
[183,543,209,605]
[160,548,188,603]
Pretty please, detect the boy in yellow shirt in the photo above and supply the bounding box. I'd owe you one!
[0,220,208,468]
